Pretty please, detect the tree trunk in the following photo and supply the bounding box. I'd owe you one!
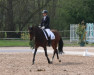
[5,0,15,38]
[37,0,41,24]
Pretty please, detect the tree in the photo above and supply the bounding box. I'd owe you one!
[0,0,94,38]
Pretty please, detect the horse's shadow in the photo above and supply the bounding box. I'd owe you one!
[54,62,83,66]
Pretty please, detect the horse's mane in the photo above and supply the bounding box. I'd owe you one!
[33,26,43,35]
[33,26,45,42]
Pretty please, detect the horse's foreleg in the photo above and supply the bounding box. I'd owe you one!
[32,48,37,65]
[44,47,52,64]
[56,49,61,62]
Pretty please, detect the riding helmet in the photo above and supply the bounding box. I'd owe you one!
[42,10,48,14]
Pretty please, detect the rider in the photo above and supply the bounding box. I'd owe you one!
[40,10,50,29]
[39,10,52,46]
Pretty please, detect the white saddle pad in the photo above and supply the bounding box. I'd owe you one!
[42,29,55,40]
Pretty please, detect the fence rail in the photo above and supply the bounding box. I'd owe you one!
[0,31,29,32]
[0,30,70,40]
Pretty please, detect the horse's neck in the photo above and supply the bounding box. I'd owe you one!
[34,28,44,39]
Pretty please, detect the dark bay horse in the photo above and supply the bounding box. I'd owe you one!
[29,26,63,65]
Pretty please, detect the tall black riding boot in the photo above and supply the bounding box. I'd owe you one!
[48,37,51,47]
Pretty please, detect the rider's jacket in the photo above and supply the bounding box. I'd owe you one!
[40,15,50,29]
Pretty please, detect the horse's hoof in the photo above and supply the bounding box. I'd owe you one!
[32,62,34,65]
[59,60,61,62]
[50,61,53,64]
[51,61,53,64]
[48,61,52,64]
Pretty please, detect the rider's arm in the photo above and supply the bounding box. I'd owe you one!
[45,16,50,29]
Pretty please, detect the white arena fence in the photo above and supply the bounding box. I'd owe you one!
[70,23,94,43]
[70,24,79,42]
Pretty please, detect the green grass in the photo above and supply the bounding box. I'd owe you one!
[64,44,79,47]
[0,40,94,47]
[0,40,30,47]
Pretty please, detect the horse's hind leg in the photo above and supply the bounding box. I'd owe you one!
[52,43,61,63]
[52,44,57,62]
[52,51,56,62]
[44,47,52,64]
[32,48,37,65]
[56,49,61,62]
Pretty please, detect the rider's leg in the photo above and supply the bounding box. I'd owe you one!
[45,29,51,46]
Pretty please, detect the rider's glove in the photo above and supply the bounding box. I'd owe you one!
[38,25,41,28]
[41,26,45,29]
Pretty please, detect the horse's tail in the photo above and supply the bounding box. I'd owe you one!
[58,37,64,54]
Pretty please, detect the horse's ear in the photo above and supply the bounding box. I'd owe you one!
[28,26,32,30]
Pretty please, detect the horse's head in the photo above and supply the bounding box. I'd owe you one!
[28,26,35,41]
[28,26,42,41]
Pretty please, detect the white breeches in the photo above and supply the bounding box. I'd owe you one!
[45,29,55,40]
